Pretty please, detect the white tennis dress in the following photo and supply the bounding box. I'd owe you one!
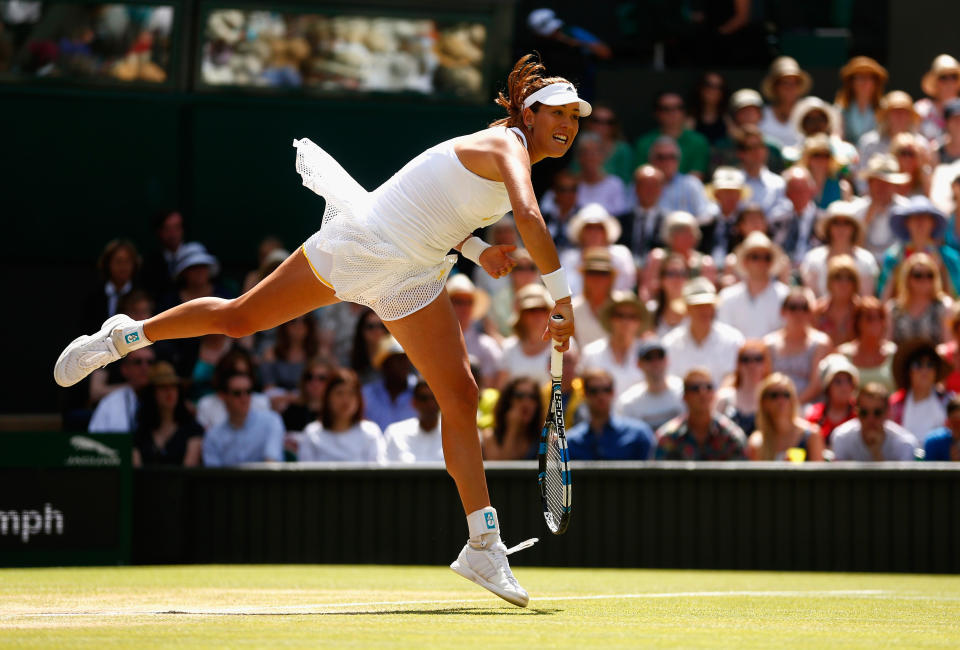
[294,127,525,320]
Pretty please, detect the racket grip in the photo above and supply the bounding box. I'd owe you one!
[550,314,564,379]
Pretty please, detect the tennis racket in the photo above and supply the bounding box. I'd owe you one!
[537,314,571,535]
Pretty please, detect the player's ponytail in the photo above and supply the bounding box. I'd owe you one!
[490,54,570,128]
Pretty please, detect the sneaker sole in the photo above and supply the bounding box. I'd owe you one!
[449,559,529,608]
[53,314,132,387]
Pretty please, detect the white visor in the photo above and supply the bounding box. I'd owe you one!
[522,83,592,117]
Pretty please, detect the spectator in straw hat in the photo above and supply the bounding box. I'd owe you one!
[133,360,203,467]
[489,247,539,337]
[579,290,649,399]
[835,56,888,144]
[717,232,790,340]
[768,165,820,265]
[804,353,859,445]
[561,203,636,295]
[800,200,878,297]
[936,99,960,166]
[643,210,717,295]
[888,338,953,438]
[856,153,912,259]
[663,277,744,383]
[785,96,858,170]
[361,336,417,431]
[877,197,960,299]
[759,56,812,149]
[734,125,786,216]
[712,89,786,172]
[572,247,616,348]
[917,54,960,142]
[704,166,751,260]
[799,133,852,210]
[447,274,501,389]
[498,284,556,387]
[890,132,933,198]
[855,91,928,185]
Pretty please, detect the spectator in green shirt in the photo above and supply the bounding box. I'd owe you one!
[635,92,711,180]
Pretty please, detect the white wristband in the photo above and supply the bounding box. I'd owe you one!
[541,267,571,301]
[460,236,490,265]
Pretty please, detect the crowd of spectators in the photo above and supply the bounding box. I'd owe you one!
[68,48,960,467]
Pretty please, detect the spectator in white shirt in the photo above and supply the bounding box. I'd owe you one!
[88,347,155,433]
[580,290,648,399]
[649,136,713,223]
[574,133,628,215]
[384,380,444,463]
[759,56,810,149]
[561,203,637,295]
[800,200,879,297]
[856,153,911,259]
[717,232,790,339]
[572,247,617,348]
[615,339,685,430]
[831,382,919,461]
[447,274,501,389]
[498,284,556,387]
[299,368,385,463]
[735,125,786,216]
[663,277,745,384]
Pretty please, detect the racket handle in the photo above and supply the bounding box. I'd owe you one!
[550,314,564,380]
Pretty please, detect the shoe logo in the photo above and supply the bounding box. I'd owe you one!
[124,332,140,345]
[484,512,495,529]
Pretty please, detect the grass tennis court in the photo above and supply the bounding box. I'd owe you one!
[2,565,958,648]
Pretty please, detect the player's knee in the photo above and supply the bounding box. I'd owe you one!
[436,376,479,419]
[218,300,259,338]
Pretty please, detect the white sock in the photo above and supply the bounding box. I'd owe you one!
[467,506,501,546]
[116,321,153,353]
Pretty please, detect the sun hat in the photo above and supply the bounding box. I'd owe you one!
[682,276,718,306]
[580,246,615,273]
[149,361,180,387]
[599,290,649,334]
[522,81,592,117]
[706,167,751,201]
[921,54,960,97]
[566,203,621,244]
[729,88,764,114]
[816,200,864,243]
[510,283,554,332]
[527,8,563,37]
[892,338,948,391]
[877,91,919,126]
[839,56,888,85]
[789,96,842,137]
[372,336,407,370]
[818,353,860,389]
[173,242,220,278]
[860,153,911,185]
[734,231,786,276]
[659,211,701,244]
[761,56,812,100]
[889,195,948,241]
[446,273,491,321]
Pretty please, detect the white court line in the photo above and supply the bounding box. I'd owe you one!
[4,589,893,618]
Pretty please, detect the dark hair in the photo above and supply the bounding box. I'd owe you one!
[221,370,253,391]
[586,103,623,140]
[492,376,543,449]
[321,368,364,429]
[489,54,572,128]
[212,346,259,392]
[653,90,684,112]
[97,239,141,281]
[135,382,195,435]
[857,382,890,405]
[298,356,338,399]
[654,253,687,327]
[152,209,184,230]
[689,72,729,119]
[350,308,382,377]
[116,289,154,316]
[852,296,885,338]
[947,395,960,414]
[275,314,319,362]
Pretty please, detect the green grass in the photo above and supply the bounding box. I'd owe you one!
[1,565,958,648]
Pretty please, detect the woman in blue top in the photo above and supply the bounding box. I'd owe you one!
[877,196,960,298]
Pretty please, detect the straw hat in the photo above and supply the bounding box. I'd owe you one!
[705,167,751,201]
[876,90,919,126]
[580,246,615,273]
[818,353,860,389]
[733,231,786,276]
[566,203,622,244]
[372,336,407,370]
[149,361,180,387]
[839,56,888,85]
[921,54,960,97]
[892,338,948,391]
[659,211,701,244]
[599,290,649,334]
[890,195,948,241]
[682,276,718,306]
[789,96,842,137]
[510,283,554,332]
[761,56,812,100]
[729,88,764,114]
[446,274,491,321]
[816,200,864,243]
[860,153,911,185]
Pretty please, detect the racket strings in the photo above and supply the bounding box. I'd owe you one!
[544,424,566,525]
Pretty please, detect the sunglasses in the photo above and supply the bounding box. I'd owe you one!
[910,271,935,280]
[910,358,938,370]
[938,73,960,82]
[611,310,641,320]
[586,385,614,396]
[513,391,540,401]
[229,388,252,397]
[663,269,688,279]
[896,149,917,158]
[858,406,886,418]
[830,273,856,283]
[763,390,791,401]
[809,151,832,159]
[685,382,714,394]
[653,153,679,161]
[747,252,772,263]
[739,353,765,364]
[784,302,810,312]
[642,350,666,362]
[306,373,328,382]
[736,142,763,152]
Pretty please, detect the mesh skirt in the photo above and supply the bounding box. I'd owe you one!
[294,138,456,321]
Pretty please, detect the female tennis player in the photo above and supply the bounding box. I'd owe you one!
[54,54,584,608]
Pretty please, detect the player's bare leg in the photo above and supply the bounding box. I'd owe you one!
[385,289,533,607]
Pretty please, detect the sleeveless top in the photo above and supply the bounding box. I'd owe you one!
[770,334,820,396]
[367,127,521,265]
[890,300,947,345]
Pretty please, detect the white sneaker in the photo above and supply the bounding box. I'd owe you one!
[450,537,537,608]
[54,314,135,387]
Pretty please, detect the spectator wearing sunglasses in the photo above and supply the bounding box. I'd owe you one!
[837,296,898,392]
[765,288,832,406]
[715,340,771,437]
[299,368,385,464]
[349,308,389,386]
[622,165,667,263]
[804,354,860,445]
[281,358,336,433]
[888,339,953,438]
[734,125,785,217]
[202,371,285,467]
[635,92,711,179]
[812,256,863,348]
[647,137,713,223]
[88,347,156,433]
[566,368,655,460]
[655,368,746,460]
[482,376,543,461]
[717,232,790,340]
[800,201,878,299]
[831,383,919,461]
[615,340,685,431]
[759,57,811,149]
[854,91,928,189]
[916,54,960,143]
[747,373,824,461]
[888,253,953,346]
[567,105,634,185]
[580,291,649,400]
